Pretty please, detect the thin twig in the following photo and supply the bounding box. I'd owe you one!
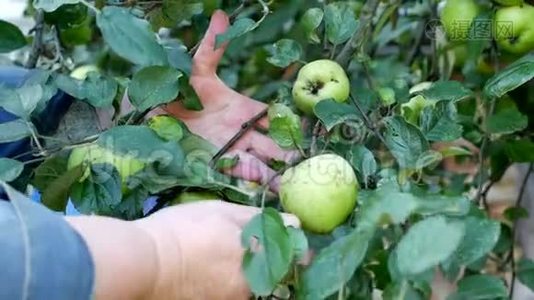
[209,108,268,168]
[25,10,45,68]
[475,43,500,207]
[510,163,534,299]
[349,96,387,145]
[310,120,322,156]
[259,159,300,208]
[335,0,380,68]
[405,21,426,66]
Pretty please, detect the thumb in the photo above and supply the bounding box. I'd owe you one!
[192,10,230,77]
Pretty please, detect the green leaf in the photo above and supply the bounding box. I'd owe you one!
[96,7,167,66]
[314,99,360,131]
[384,116,429,169]
[148,0,202,29]
[484,53,534,99]
[443,217,500,269]
[348,145,377,186]
[215,18,255,49]
[415,150,443,170]
[503,207,529,222]
[267,39,302,68]
[358,178,419,228]
[0,20,26,53]
[33,0,80,12]
[128,66,182,111]
[518,258,534,292]
[288,227,308,261]
[383,281,424,300]
[324,2,358,45]
[165,41,192,75]
[97,125,185,176]
[420,101,463,142]
[115,187,147,220]
[358,176,468,229]
[0,119,32,143]
[414,81,472,102]
[414,194,470,217]
[300,7,323,44]
[179,76,203,111]
[487,106,528,135]
[300,228,372,299]
[241,208,293,296]
[396,216,465,276]
[447,275,507,300]
[268,103,303,149]
[147,115,184,142]
[215,156,239,171]
[55,73,118,108]
[0,158,23,182]
[31,155,72,211]
[42,165,85,211]
[0,83,44,119]
[71,163,122,215]
[504,139,534,162]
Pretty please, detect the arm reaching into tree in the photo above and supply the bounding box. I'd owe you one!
[163,11,297,191]
[67,201,299,300]
[0,188,298,300]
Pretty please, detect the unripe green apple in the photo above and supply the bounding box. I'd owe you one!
[494,4,534,54]
[279,154,358,233]
[493,0,524,6]
[70,65,100,80]
[292,59,350,115]
[401,95,435,125]
[440,0,481,41]
[170,191,219,205]
[68,144,145,190]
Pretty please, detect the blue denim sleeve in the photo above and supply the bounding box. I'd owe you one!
[0,185,94,300]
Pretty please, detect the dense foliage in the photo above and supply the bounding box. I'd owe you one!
[1,0,534,298]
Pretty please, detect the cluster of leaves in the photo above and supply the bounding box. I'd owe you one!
[1,0,534,299]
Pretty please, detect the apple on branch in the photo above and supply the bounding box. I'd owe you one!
[279,154,358,233]
[292,59,350,115]
[494,4,534,54]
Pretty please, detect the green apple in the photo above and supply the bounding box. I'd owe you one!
[494,4,534,54]
[493,0,524,6]
[440,0,480,41]
[70,65,100,80]
[292,59,350,115]
[401,95,435,125]
[170,191,220,205]
[68,144,145,190]
[279,154,358,233]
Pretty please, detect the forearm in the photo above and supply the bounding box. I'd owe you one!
[65,216,160,300]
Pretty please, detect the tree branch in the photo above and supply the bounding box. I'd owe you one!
[349,96,387,145]
[209,107,268,168]
[25,10,45,69]
[335,0,380,68]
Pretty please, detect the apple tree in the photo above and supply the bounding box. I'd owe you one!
[1,0,534,298]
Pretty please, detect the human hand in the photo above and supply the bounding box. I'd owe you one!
[163,11,297,191]
[136,201,300,299]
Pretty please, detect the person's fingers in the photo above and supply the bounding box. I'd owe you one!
[192,10,230,77]
[214,201,300,229]
[239,131,299,163]
[222,150,281,192]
